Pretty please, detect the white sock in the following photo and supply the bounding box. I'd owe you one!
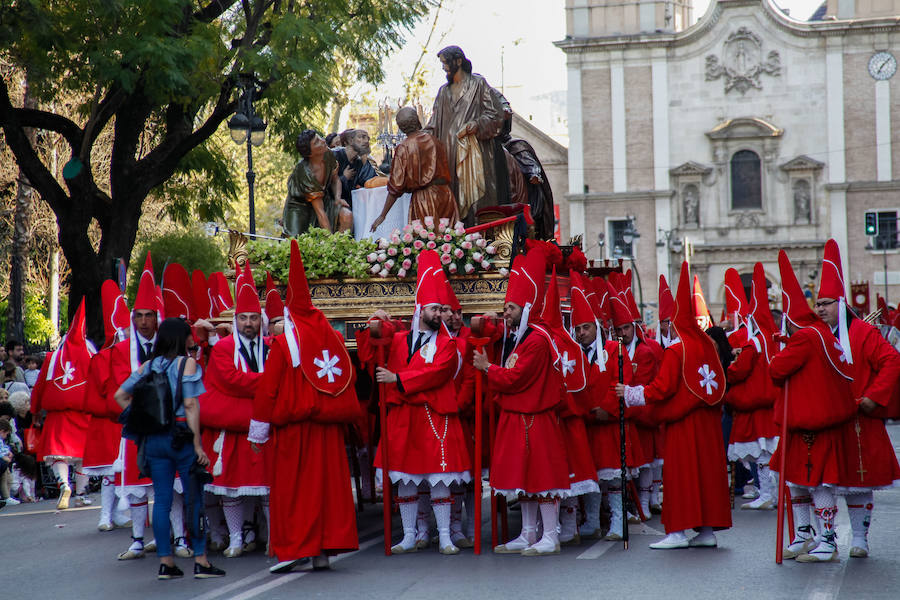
[431,482,453,549]
[450,487,465,540]
[559,497,578,541]
[170,492,186,540]
[810,486,837,543]
[788,486,813,542]
[532,499,560,551]
[223,497,244,549]
[74,468,88,495]
[514,499,539,546]
[416,486,431,540]
[130,498,148,540]
[845,491,873,546]
[51,461,69,487]
[23,477,35,500]
[99,478,116,525]
[757,463,774,501]
[638,468,652,515]
[395,481,419,550]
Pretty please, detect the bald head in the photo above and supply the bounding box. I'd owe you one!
[396,107,421,135]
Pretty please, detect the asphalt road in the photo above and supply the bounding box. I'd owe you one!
[4,424,900,599]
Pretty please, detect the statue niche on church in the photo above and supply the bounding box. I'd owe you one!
[683,184,700,226]
[792,179,811,224]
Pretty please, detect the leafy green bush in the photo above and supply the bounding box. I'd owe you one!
[127,230,226,302]
[247,228,376,281]
[0,291,67,348]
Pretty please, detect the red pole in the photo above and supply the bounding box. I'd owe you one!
[775,380,789,564]
[490,389,499,548]
[377,342,392,556]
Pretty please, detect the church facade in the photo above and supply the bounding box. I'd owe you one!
[557,0,900,321]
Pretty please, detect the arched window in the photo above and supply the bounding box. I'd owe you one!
[730,150,762,210]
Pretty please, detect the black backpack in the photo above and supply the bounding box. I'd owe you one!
[127,358,186,436]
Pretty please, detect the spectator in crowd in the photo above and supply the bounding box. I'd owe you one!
[3,362,29,395]
[7,391,36,502]
[0,419,13,509]
[0,345,7,363]
[23,355,41,389]
[5,340,26,382]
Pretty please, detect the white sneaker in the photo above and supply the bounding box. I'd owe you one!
[493,529,537,554]
[741,496,775,510]
[97,521,114,532]
[849,537,869,558]
[269,559,303,574]
[797,537,838,563]
[688,529,717,548]
[649,531,689,549]
[5,497,20,506]
[57,485,71,510]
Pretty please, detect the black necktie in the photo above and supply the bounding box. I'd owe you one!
[140,342,152,362]
[502,334,516,364]
[412,331,427,354]
[585,346,595,364]
[247,341,259,372]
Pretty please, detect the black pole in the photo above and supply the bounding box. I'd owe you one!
[247,134,256,235]
[618,340,629,550]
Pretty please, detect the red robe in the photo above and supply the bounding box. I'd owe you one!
[642,345,732,534]
[200,336,269,494]
[108,338,151,488]
[252,335,360,561]
[487,327,569,495]
[30,349,90,462]
[725,339,778,454]
[577,341,646,474]
[838,319,900,488]
[768,327,855,487]
[81,348,123,471]
[630,339,663,463]
[373,329,470,478]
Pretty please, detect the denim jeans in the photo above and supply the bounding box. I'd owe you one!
[143,432,206,557]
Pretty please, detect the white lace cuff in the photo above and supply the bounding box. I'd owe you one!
[208,333,220,346]
[247,419,270,444]
[624,385,646,407]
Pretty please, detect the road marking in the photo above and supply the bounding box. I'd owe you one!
[801,523,850,600]
[226,536,384,600]
[0,505,100,517]
[576,539,615,560]
[189,524,385,600]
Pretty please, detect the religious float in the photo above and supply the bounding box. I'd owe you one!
[220,203,621,348]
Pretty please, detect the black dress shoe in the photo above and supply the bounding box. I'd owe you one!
[194,562,226,578]
[158,564,184,580]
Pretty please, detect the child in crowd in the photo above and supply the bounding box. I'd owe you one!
[23,356,41,389]
[0,419,13,509]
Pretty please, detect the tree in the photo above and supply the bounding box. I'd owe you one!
[0,0,431,340]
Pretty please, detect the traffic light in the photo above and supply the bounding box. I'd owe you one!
[865,212,878,236]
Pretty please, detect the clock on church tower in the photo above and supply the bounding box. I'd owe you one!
[868,51,897,80]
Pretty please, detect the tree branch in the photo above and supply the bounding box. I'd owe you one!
[0,78,71,214]
[194,0,237,23]
[7,106,83,152]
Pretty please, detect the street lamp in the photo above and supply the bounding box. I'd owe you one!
[616,216,645,316]
[228,75,267,235]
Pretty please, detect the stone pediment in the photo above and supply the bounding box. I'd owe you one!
[705,117,783,140]
[669,161,713,176]
[779,155,825,172]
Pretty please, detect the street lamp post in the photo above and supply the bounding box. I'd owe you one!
[619,216,644,316]
[228,75,267,235]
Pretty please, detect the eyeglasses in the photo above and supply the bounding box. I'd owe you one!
[187,346,200,354]
[813,300,838,309]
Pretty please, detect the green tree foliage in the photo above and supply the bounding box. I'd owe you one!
[0,0,432,338]
[127,230,227,302]
[0,292,68,348]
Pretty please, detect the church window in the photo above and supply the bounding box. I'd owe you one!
[871,210,899,250]
[730,150,762,210]
[607,218,635,259]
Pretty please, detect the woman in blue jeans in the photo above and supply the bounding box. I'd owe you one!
[116,318,225,580]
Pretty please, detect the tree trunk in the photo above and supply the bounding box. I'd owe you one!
[8,73,35,345]
[49,248,59,348]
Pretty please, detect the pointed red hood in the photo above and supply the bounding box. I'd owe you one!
[658,274,675,322]
[817,239,846,301]
[40,299,96,411]
[234,262,261,315]
[265,271,285,322]
[541,267,586,393]
[134,252,158,312]
[191,270,212,320]
[569,271,597,328]
[162,262,196,321]
[101,279,130,348]
[692,275,712,329]
[723,268,750,319]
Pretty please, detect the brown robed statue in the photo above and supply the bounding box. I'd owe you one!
[424,45,509,225]
[370,107,460,231]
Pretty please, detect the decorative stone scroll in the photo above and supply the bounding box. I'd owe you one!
[705,27,781,95]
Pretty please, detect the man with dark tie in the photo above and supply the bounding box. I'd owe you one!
[200,263,270,558]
